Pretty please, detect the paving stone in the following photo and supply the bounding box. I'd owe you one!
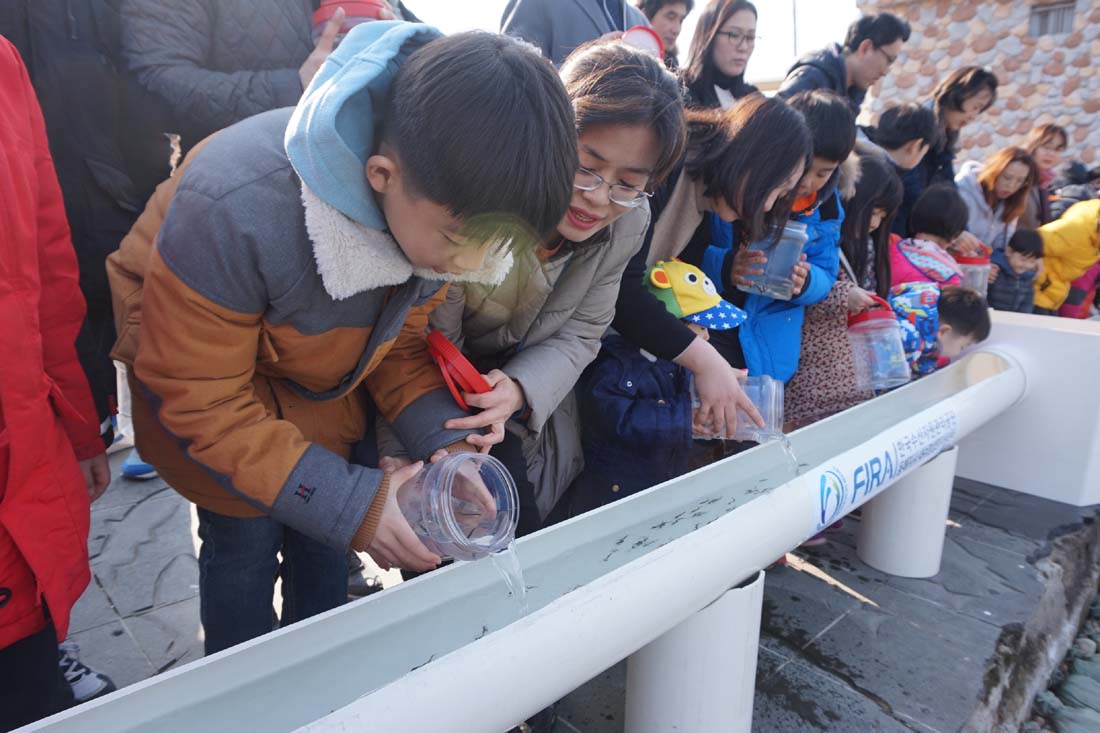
[803,519,1044,629]
[951,479,997,514]
[125,597,204,675]
[763,560,864,653]
[92,451,173,512]
[556,661,626,733]
[957,481,1097,548]
[947,506,1043,561]
[755,656,917,733]
[811,589,994,725]
[90,491,199,616]
[66,620,155,690]
[69,578,119,635]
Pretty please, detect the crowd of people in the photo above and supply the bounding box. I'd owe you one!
[2,1,1100,731]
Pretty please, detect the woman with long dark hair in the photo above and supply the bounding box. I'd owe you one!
[683,0,759,108]
[893,66,998,237]
[842,147,906,297]
[613,95,811,437]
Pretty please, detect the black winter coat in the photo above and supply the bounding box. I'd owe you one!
[1,0,174,422]
[777,43,865,113]
[120,0,315,151]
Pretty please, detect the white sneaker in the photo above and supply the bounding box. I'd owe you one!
[58,642,117,703]
[106,415,134,456]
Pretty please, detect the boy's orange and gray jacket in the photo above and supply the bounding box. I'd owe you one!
[107,24,499,552]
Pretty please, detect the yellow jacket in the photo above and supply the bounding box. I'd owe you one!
[1035,200,1100,311]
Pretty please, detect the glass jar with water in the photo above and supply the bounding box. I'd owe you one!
[847,296,911,392]
[396,452,519,562]
[691,374,785,442]
[956,251,992,299]
[735,221,809,301]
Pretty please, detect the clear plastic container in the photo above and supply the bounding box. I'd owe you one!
[312,0,389,46]
[956,252,992,299]
[847,296,911,392]
[735,221,809,301]
[395,452,519,562]
[691,374,784,442]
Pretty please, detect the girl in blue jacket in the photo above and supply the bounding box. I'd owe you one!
[698,90,857,382]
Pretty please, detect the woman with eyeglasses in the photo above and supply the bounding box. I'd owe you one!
[1020,124,1069,230]
[683,0,759,109]
[402,41,687,536]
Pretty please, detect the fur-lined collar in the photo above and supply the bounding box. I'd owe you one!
[837,151,862,201]
[300,183,513,300]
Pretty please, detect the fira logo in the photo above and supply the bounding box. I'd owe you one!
[852,449,896,502]
[819,469,847,528]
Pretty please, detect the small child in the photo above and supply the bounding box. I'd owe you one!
[890,183,970,288]
[890,283,991,375]
[572,260,747,514]
[988,229,1043,313]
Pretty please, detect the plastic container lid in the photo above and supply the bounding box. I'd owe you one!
[312,0,388,26]
[847,295,896,328]
[425,329,492,411]
[954,252,991,265]
[622,25,665,59]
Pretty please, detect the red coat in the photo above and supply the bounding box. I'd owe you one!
[0,38,102,650]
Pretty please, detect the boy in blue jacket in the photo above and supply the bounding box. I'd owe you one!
[573,261,747,513]
[890,283,991,374]
[699,89,857,382]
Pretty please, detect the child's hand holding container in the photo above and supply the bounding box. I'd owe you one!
[735,221,811,301]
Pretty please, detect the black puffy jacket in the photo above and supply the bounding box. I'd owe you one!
[777,43,865,113]
[120,0,420,152]
[120,0,315,151]
[1,1,174,422]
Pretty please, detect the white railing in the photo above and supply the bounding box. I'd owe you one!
[23,314,1100,733]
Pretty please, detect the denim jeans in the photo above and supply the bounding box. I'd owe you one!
[196,507,347,655]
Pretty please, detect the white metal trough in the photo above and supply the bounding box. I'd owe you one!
[22,314,1100,733]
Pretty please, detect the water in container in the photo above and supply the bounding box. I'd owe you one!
[691,374,785,442]
[311,0,389,46]
[735,221,809,301]
[396,452,519,562]
[847,296,911,392]
[956,252,992,299]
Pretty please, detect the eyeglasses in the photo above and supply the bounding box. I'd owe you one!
[717,30,758,48]
[998,173,1030,190]
[574,168,652,208]
[875,46,898,65]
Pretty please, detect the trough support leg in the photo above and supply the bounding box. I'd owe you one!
[624,570,765,733]
[857,445,959,578]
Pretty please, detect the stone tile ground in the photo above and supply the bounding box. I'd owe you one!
[69,458,1098,732]
[553,480,1099,733]
[68,451,398,686]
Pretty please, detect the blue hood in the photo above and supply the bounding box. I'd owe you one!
[285,21,443,230]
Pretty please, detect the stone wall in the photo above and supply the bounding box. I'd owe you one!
[856,0,1100,167]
